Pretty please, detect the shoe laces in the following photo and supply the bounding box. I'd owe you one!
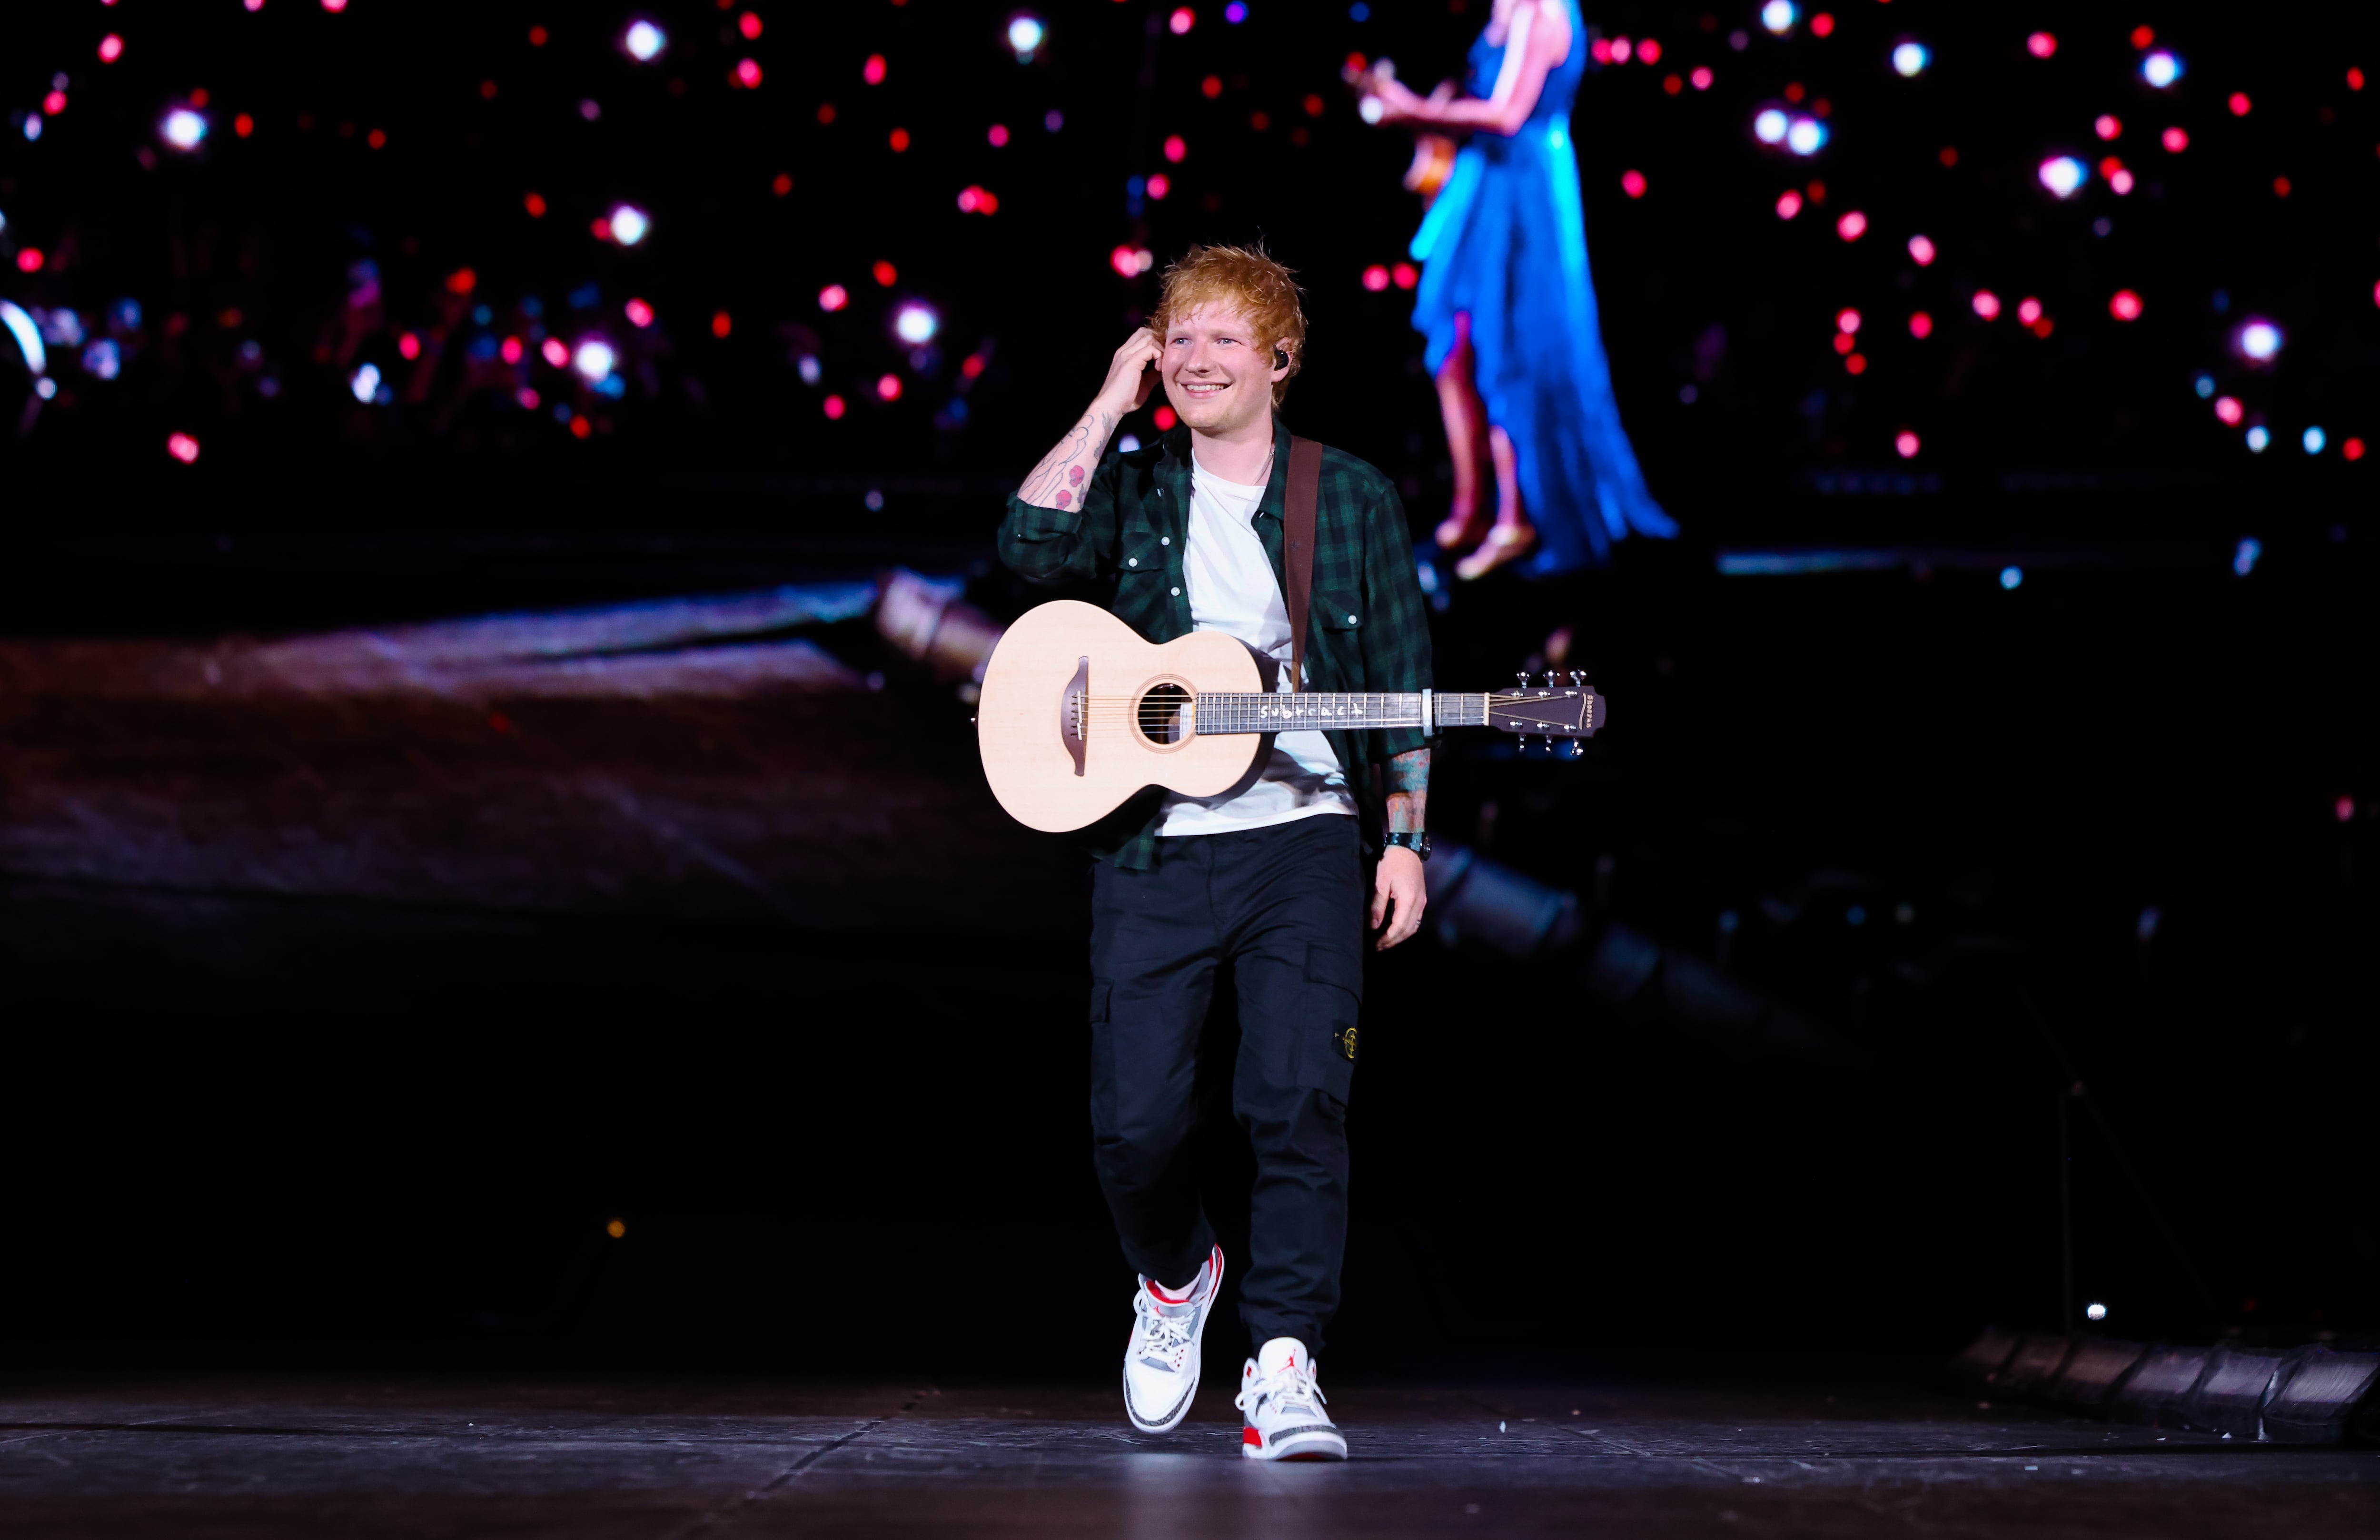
[1133,1287,1199,1363]
[1235,1357,1327,1417]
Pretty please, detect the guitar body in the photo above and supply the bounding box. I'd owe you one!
[976,601,1265,833]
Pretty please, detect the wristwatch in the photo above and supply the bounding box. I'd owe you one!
[1383,830,1432,862]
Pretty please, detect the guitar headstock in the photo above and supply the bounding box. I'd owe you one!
[1488,671,1605,753]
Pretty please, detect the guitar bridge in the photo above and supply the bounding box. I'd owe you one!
[1060,655,1088,777]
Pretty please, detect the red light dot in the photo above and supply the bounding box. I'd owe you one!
[1202,75,1223,99]
[2345,437,2368,461]
[1303,94,1326,118]
[1833,333,1856,355]
[1361,265,1390,292]
[500,336,524,364]
[817,103,837,124]
[2130,25,2154,49]
[824,395,847,420]
[366,128,387,148]
[570,415,593,439]
[1844,353,1867,375]
[2229,92,2251,117]
[820,284,849,311]
[2016,297,2043,326]
[167,432,201,464]
[712,311,733,338]
[17,249,44,273]
[1663,74,1682,96]
[988,123,1010,147]
[2109,289,2143,321]
[1392,262,1418,290]
[2351,68,2367,92]
[1170,6,1195,35]
[2162,126,2188,153]
[2026,32,2056,59]
[1810,14,1834,38]
[961,355,986,380]
[957,187,980,213]
[772,172,793,196]
[1894,431,1920,459]
[591,217,612,241]
[863,53,886,85]
[398,332,421,360]
[1939,146,1959,167]
[1154,406,1178,431]
[1163,134,1187,163]
[2339,796,2360,822]
[872,260,898,287]
[1620,169,1647,198]
[542,337,569,367]
[235,112,254,138]
[190,89,210,109]
[42,91,66,116]
[740,12,762,40]
[524,191,546,217]
[2273,177,2291,197]
[1908,234,1937,266]
[876,373,902,401]
[889,126,911,152]
[1909,311,1934,339]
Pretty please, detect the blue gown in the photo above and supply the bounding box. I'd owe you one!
[1408,0,1676,572]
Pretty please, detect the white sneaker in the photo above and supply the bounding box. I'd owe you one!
[1234,1336,1348,1461]
[1122,1244,1225,1433]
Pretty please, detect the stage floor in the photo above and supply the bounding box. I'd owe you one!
[2,1373,2372,1537]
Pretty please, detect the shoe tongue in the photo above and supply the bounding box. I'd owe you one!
[1257,1337,1309,1377]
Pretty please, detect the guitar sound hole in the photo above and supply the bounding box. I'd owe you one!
[1136,683,1192,746]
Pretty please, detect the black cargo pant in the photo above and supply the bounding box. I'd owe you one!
[1087,813,1364,1356]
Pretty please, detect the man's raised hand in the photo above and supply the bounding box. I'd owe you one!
[1095,328,1163,417]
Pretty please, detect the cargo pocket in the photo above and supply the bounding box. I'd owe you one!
[1295,943,1362,1104]
[1088,978,1117,1135]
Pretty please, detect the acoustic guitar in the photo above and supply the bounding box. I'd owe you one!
[976,600,1605,833]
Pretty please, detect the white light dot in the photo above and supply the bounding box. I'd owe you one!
[2237,320,2282,363]
[1761,0,1797,36]
[1007,16,1046,58]
[2245,425,2270,452]
[2085,1303,2108,1322]
[349,361,381,403]
[1753,108,1788,145]
[161,108,208,151]
[1892,42,1929,78]
[2304,425,2327,454]
[2038,156,2087,199]
[573,338,618,382]
[2142,51,2182,89]
[893,301,940,345]
[1785,117,1827,156]
[608,204,650,247]
[624,20,666,62]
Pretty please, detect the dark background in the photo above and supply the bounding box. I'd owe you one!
[0,2,2373,1376]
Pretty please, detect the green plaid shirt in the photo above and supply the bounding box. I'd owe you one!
[998,415,1434,871]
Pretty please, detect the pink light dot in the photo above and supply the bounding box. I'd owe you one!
[2016,297,2043,326]
[1836,307,1862,335]
[1610,38,1631,64]
[823,395,847,420]
[500,335,525,364]
[1973,290,2002,320]
[321,0,348,11]
[740,11,762,40]
[2026,32,2056,59]
[863,54,886,86]
[1836,210,1867,241]
[2094,114,2121,140]
[876,373,902,402]
[1361,265,1390,292]
[988,123,1009,147]
[1691,66,1714,91]
[2109,289,2143,322]
[1620,169,1647,198]
[98,34,124,62]
[2228,92,2251,116]
[625,298,655,328]
[166,432,201,464]
[2111,168,2135,195]
[1170,7,1195,37]
[516,387,540,411]
[1909,311,1934,338]
[1162,134,1187,164]
[819,284,849,312]
[398,332,421,360]
[16,249,43,273]
[1146,173,1170,200]
[1775,190,1804,219]
[43,90,67,116]
[2162,126,2188,153]
[957,187,980,213]
[2338,796,2358,823]
[541,337,570,367]
[1894,430,1920,458]
[1908,234,1937,266]
[735,58,762,89]
[2214,396,2244,425]
[1391,262,1418,290]
[1639,38,1663,65]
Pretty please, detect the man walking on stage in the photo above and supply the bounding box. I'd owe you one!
[998,246,1435,1461]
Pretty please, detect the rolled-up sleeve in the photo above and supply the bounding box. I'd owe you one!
[1360,480,1434,760]
[997,452,1123,586]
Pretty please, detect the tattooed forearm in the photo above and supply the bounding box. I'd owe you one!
[1384,747,1429,836]
[1017,405,1120,511]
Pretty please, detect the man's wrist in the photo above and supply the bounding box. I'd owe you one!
[1383,830,1431,862]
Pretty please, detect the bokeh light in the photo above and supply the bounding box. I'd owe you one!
[1891,42,1928,78]
[161,107,208,151]
[1754,108,1788,145]
[1170,7,1195,35]
[572,337,618,382]
[350,362,382,403]
[820,284,849,311]
[1620,169,1647,198]
[2025,32,2056,59]
[894,301,940,345]
[1972,290,2002,320]
[1162,134,1187,163]
[623,20,665,62]
[624,297,655,328]
[2142,51,2182,89]
[1761,2,1796,36]
[1836,308,1861,335]
[1361,265,1390,292]
[607,203,651,246]
[2000,566,2023,591]
[1907,234,1936,266]
[1894,430,1920,458]
[2016,297,2043,326]
[2304,426,2326,454]
[823,395,847,420]
[2235,319,2282,364]
[2246,425,2270,452]
[1007,15,1046,60]
[2228,92,2251,117]
[1775,190,1803,219]
[877,373,903,401]
[2037,156,2086,198]
[2108,289,2142,321]
[2094,115,2121,140]
[2214,395,2243,425]
[541,337,570,367]
[1835,210,1866,241]
[2161,126,2188,153]
[98,34,125,63]
[167,432,201,464]
[873,260,899,286]
[1785,117,1827,156]
[1909,311,1934,338]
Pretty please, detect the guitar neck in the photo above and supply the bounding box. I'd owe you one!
[1190,692,1495,735]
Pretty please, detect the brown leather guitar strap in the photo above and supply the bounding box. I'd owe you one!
[1284,435,1322,695]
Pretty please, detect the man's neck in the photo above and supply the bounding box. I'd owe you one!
[1188,418,1276,485]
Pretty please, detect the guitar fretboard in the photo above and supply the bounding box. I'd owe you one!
[1189,692,1495,735]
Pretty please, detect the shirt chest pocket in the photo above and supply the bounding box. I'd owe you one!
[1317,592,1362,635]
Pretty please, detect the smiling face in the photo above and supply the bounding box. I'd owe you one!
[1160,302,1290,440]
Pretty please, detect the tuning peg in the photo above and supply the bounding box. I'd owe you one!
[1514,671,1529,690]
[1568,739,1584,759]
[1569,670,1585,687]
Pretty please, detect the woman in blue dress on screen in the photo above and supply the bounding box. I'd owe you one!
[1364,0,1675,579]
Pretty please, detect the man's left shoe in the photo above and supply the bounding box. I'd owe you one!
[1123,1244,1225,1433]
[1234,1336,1348,1461]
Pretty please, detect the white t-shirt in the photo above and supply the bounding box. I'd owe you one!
[1154,454,1359,837]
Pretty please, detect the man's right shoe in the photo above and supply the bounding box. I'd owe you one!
[1235,1336,1348,1461]
[1122,1244,1225,1433]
